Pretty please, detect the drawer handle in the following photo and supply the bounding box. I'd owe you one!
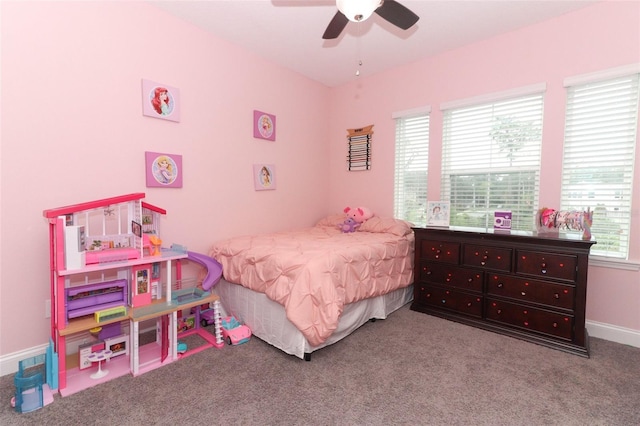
[467,302,472,307]
[496,309,502,314]
[553,322,558,328]
[497,282,503,288]
[467,278,473,283]
[521,291,526,296]
[441,299,446,304]
[554,293,560,299]
[524,321,530,326]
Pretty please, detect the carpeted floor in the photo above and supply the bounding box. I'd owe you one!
[1,304,639,425]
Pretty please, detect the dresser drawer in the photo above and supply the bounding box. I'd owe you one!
[419,262,483,292]
[486,298,573,340]
[419,239,460,264]
[462,244,512,271]
[486,273,575,310]
[516,250,577,282]
[416,284,482,317]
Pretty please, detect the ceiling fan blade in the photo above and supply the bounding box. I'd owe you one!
[374,0,419,30]
[322,11,349,39]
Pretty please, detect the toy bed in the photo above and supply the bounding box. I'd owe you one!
[209,214,414,360]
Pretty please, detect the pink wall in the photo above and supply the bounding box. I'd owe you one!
[327,2,640,333]
[1,1,639,362]
[0,1,331,356]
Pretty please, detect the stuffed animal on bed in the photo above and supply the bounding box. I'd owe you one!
[344,206,373,223]
[338,217,360,233]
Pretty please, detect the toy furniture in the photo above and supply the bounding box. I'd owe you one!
[65,279,128,321]
[148,235,162,256]
[11,340,57,413]
[44,193,224,397]
[87,349,112,379]
[85,247,140,265]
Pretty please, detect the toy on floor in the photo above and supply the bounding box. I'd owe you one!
[11,340,57,413]
[220,316,252,345]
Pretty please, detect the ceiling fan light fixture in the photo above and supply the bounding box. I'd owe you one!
[336,0,381,22]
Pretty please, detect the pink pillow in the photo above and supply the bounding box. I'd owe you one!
[358,217,412,236]
[315,213,348,227]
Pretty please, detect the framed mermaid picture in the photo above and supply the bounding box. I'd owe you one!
[145,151,183,188]
[253,110,276,141]
[142,79,180,122]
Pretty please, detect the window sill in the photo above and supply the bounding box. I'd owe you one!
[589,256,640,271]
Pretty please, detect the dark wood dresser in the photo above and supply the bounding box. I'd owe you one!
[411,227,596,357]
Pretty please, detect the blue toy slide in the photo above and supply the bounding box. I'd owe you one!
[186,251,223,291]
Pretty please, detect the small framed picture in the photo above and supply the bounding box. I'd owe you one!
[131,265,152,307]
[104,334,129,358]
[253,110,276,141]
[131,221,142,238]
[141,79,180,122]
[427,201,450,227]
[145,151,183,188]
[253,164,276,191]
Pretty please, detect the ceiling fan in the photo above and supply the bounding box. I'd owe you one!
[322,0,419,40]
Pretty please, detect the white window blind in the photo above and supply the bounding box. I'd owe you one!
[394,113,429,225]
[561,72,639,259]
[441,93,544,230]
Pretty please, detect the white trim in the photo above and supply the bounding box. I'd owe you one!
[586,320,640,349]
[564,63,640,87]
[0,343,49,377]
[392,105,431,119]
[589,256,640,271]
[440,83,547,111]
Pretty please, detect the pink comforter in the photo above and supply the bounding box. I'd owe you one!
[209,216,414,346]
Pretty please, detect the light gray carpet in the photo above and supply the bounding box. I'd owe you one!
[1,304,639,425]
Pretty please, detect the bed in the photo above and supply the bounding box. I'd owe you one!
[208,214,415,360]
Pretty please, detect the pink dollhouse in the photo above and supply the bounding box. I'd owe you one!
[43,193,223,397]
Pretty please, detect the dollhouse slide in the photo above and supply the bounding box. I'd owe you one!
[187,251,223,291]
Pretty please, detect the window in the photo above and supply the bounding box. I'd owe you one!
[394,110,430,226]
[441,86,545,231]
[561,68,639,259]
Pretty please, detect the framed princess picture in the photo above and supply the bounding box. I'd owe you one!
[253,164,276,191]
[145,151,183,188]
[142,79,180,122]
[253,110,276,141]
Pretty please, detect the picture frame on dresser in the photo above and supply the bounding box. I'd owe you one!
[426,201,450,227]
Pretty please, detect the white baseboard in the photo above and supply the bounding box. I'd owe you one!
[0,343,50,377]
[586,320,640,348]
[1,322,638,377]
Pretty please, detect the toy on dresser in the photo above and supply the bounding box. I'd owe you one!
[537,207,593,240]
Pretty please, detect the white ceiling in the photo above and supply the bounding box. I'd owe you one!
[150,0,596,87]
